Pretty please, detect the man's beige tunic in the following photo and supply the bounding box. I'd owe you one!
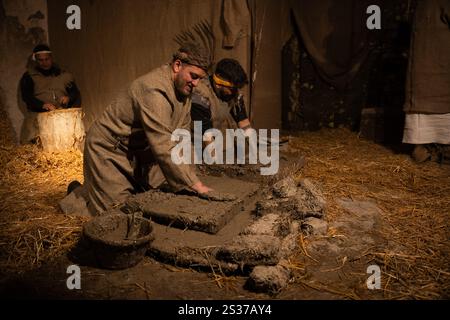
[81,64,199,215]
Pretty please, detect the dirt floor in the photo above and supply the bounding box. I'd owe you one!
[0,106,449,299]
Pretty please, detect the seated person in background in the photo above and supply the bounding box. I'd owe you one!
[191,58,250,145]
[20,44,81,112]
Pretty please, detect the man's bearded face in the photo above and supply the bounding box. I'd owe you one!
[36,53,53,70]
[174,63,206,97]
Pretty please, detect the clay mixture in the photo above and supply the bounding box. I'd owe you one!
[91,152,321,294]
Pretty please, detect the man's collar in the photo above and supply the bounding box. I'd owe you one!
[36,64,61,76]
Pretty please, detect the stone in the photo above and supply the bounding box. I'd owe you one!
[216,235,281,266]
[255,199,278,216]
[246,264,291,294]
[280,221,300,258]
[241,213,291,238]
[272,176,297,198]
[290,178,326,219]
[300,179,326,207]
[301,217,328,236]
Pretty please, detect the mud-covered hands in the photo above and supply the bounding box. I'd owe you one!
[197,190,237,202]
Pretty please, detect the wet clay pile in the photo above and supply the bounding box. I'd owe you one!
[119,153,328,294]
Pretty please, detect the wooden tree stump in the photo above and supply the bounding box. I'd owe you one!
[35,108,86,152]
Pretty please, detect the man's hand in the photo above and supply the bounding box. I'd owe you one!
[198,191,237,201]
[59,96,70,106]
[191,181,214,194]
[230,94,248,123]
[190,182,236,201]
[238,118,251,130]
[43,103,57,111]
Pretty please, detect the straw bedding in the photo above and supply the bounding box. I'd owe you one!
[0,103,448,298]
[290,129,449,299]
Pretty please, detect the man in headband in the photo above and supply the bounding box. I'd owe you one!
[20,44,81,112]
[191,58,250,143]
[61,42,215,216]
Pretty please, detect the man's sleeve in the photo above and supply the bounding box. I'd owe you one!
[20,72,45,112]
[133,87,200,191]
[191,93,212,134]
[66,81,81,107]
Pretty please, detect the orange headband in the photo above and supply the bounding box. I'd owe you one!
[213,74,235,88]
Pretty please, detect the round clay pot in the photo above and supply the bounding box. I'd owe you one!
[83,213,154,269]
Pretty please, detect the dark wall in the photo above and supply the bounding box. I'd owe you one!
[282,0,411,143]
[47,0,291,131]
[47,0,217,129]
[0,0,48,143]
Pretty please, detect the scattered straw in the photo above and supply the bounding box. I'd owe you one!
[289,128,449,299]
[0,99,448,299]
[298,278,361,300]
[0,104,86,276]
